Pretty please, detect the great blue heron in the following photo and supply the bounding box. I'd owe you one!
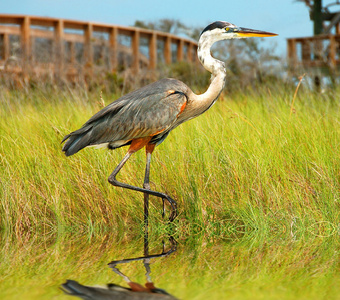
[62,21,277,221]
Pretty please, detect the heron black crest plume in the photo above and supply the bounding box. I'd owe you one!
[200,21,232,36]
[62,21,277,222]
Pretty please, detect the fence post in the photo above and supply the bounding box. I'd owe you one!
[55,19,64,78]
[149,33,157,70]
[164,36,171,64]
[84,23,93,73]
[3,33,10,62]
[109,26,118,72]
[287,39,297,66]
[329,35,336,68]
[132,30,140,72]
[21,16,31,75]
[177,39,184,62]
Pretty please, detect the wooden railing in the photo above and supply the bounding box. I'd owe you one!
[0,14,198,78]
[287,34,340,69]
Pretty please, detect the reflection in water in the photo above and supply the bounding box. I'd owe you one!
[62,279,177,300]
[2,224,340,299]
[61,237,178,300]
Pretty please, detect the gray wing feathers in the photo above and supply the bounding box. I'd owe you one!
[62,79,188,156]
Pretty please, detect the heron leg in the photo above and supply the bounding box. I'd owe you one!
[143,148,152,227]
[108,139,177,221]
[143,144,166,221]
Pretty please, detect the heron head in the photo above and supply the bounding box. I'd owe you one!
[199,21,277,43]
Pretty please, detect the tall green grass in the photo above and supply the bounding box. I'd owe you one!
[1,84,339,234]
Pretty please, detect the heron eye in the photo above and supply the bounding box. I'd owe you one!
[225,27,230,32]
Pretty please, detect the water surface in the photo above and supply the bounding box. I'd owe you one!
[1,226,339,300]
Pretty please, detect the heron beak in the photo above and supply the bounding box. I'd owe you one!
[237,27,278,37]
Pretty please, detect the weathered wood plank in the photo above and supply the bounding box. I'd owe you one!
[55,19,64,76]
[149,32,157,69]
[109,27,118,71]
[3,33,10,61]
[177,39,184,62]
[21,16,31,74]
[132,30,140,71]
[164,36,171,64]
[84,23,93,68]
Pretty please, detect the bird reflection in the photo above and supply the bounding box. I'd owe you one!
[61,236,178,300]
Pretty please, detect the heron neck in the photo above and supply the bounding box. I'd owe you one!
[196,37,226,105]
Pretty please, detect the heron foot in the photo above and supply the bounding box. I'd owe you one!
[108,176,177,221]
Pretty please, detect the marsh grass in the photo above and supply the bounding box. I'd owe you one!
[0,84,340,236]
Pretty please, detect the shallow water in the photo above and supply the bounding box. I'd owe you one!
[1,226,340,300]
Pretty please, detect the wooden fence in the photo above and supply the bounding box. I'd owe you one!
[287,34,340,70]
[0,14,198,78]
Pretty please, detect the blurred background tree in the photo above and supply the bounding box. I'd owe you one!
[133,19,201,40]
